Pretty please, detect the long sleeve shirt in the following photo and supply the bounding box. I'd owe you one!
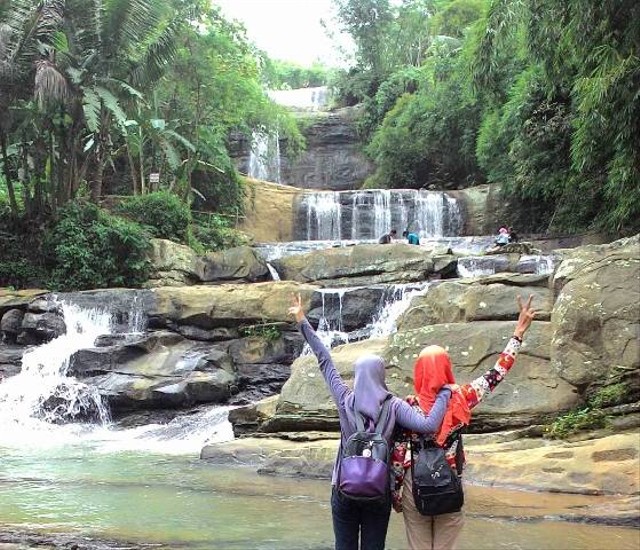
[390,335,523,511]
[298,318,451,486]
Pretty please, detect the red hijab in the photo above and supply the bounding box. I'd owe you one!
[413,345,471,445]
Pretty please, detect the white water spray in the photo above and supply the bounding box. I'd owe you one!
[0,302,113,443]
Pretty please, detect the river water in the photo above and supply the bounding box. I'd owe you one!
[1,440,638,550]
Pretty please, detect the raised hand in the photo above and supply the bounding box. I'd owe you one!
[288,293,305,323]
[514,294,536,339]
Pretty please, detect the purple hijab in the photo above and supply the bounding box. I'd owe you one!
[344,354,392,427]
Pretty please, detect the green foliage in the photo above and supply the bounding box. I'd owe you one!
[189,212,249,253]
[545,408,607,440]
[431,0,486,39]
[240,323,281,342]
[45,202,151,291]
[545,383,629,439]
[0,215,47,289]
[588,383,629,410]
[263,59,331,89]
[116,191,191,242]
[366,43,482,188]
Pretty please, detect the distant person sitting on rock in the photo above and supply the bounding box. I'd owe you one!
[379,229,397,244]
[508,227,519,243]
[402,230,420,245]
[494,227,509,247]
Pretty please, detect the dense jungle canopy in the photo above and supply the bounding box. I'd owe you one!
[1,0,639,291]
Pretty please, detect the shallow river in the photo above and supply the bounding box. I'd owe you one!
[1,444,638,550]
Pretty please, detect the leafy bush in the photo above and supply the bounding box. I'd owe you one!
[116,191,191,243]
[0,217,47,289]
[45,202,151,291]
[545,408,607,439]
[190,212,249,253]
[545,383,629,439]
[588,383,628,409]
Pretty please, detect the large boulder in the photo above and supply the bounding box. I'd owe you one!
[266,336,388,432]
[200,245,270,283]
[148,281,319,329]
[398,278,554,329]
[146,238,205,286]
[271,243,457,287]
[551,235,640,396]
[0,288,48,317]
[1,309,24,343]
[77,335,237,412]
[385,321,578,430]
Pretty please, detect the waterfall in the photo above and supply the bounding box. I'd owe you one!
[303,283,430,355]
[266,262,281,281]
[303,191,342,240]
[368,283,430,338]
[0,301,234,451]
[0,302,113,441]
[302,289,350,355]
[268,86,329,111]
[296,189,463,241]
[248,128,281,183]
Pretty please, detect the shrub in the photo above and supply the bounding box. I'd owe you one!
[116,191,191,243]
[190,212,249,253]
[544,384,629,439]
[45,202,151,291]
[545,408,607,439]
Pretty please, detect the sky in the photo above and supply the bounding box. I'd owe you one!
[213,0,352,67]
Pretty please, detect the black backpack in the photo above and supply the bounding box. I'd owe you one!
[410,431,464,516]
[338,397,393,502]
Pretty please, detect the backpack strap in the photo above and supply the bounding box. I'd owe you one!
[374,396,392,433]
[352,395,392,433]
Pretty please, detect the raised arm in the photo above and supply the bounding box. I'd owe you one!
[289,294,349,405]
[395,388,451,434]
[462,294,537,409]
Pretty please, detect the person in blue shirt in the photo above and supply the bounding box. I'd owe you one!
[402,230,420,245]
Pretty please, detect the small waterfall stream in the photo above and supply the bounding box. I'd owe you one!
[248,128,281,183]
[295,189,463,241]
[0,301,232,452]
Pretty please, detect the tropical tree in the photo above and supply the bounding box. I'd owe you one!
[0,0,180,213]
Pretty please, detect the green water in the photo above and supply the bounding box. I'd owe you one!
[0,444,638,550]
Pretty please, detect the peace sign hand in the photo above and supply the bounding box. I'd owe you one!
[514,294,536,339]
[288,293,305,323]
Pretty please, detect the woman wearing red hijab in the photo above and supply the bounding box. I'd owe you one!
[391,295,537,550]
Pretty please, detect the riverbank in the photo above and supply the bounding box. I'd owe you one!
[201,428,640,527]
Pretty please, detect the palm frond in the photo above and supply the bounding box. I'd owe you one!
[94,85,127,133]
[34,59,69,107]
[82,87,100,132]
[129,17,178,88]
[165,129,196,152]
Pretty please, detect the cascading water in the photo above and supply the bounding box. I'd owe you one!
[0,302,113,441]
[305,283,431,353]
[367,283,430,338]
[304,191,342,240]
[248,128,281,183]
[268,86,329,111]
[0,301,233,452]
[296,189,463,241]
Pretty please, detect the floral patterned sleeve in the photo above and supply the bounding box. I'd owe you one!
[461,336,522,410]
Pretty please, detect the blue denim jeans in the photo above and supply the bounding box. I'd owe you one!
[331,486,392,550]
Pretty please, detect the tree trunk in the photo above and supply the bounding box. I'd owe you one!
[0,130,19,217]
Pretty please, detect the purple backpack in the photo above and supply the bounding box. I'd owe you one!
[337,397,392,501]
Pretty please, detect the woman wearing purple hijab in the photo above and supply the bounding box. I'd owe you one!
[289,294,451,550]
